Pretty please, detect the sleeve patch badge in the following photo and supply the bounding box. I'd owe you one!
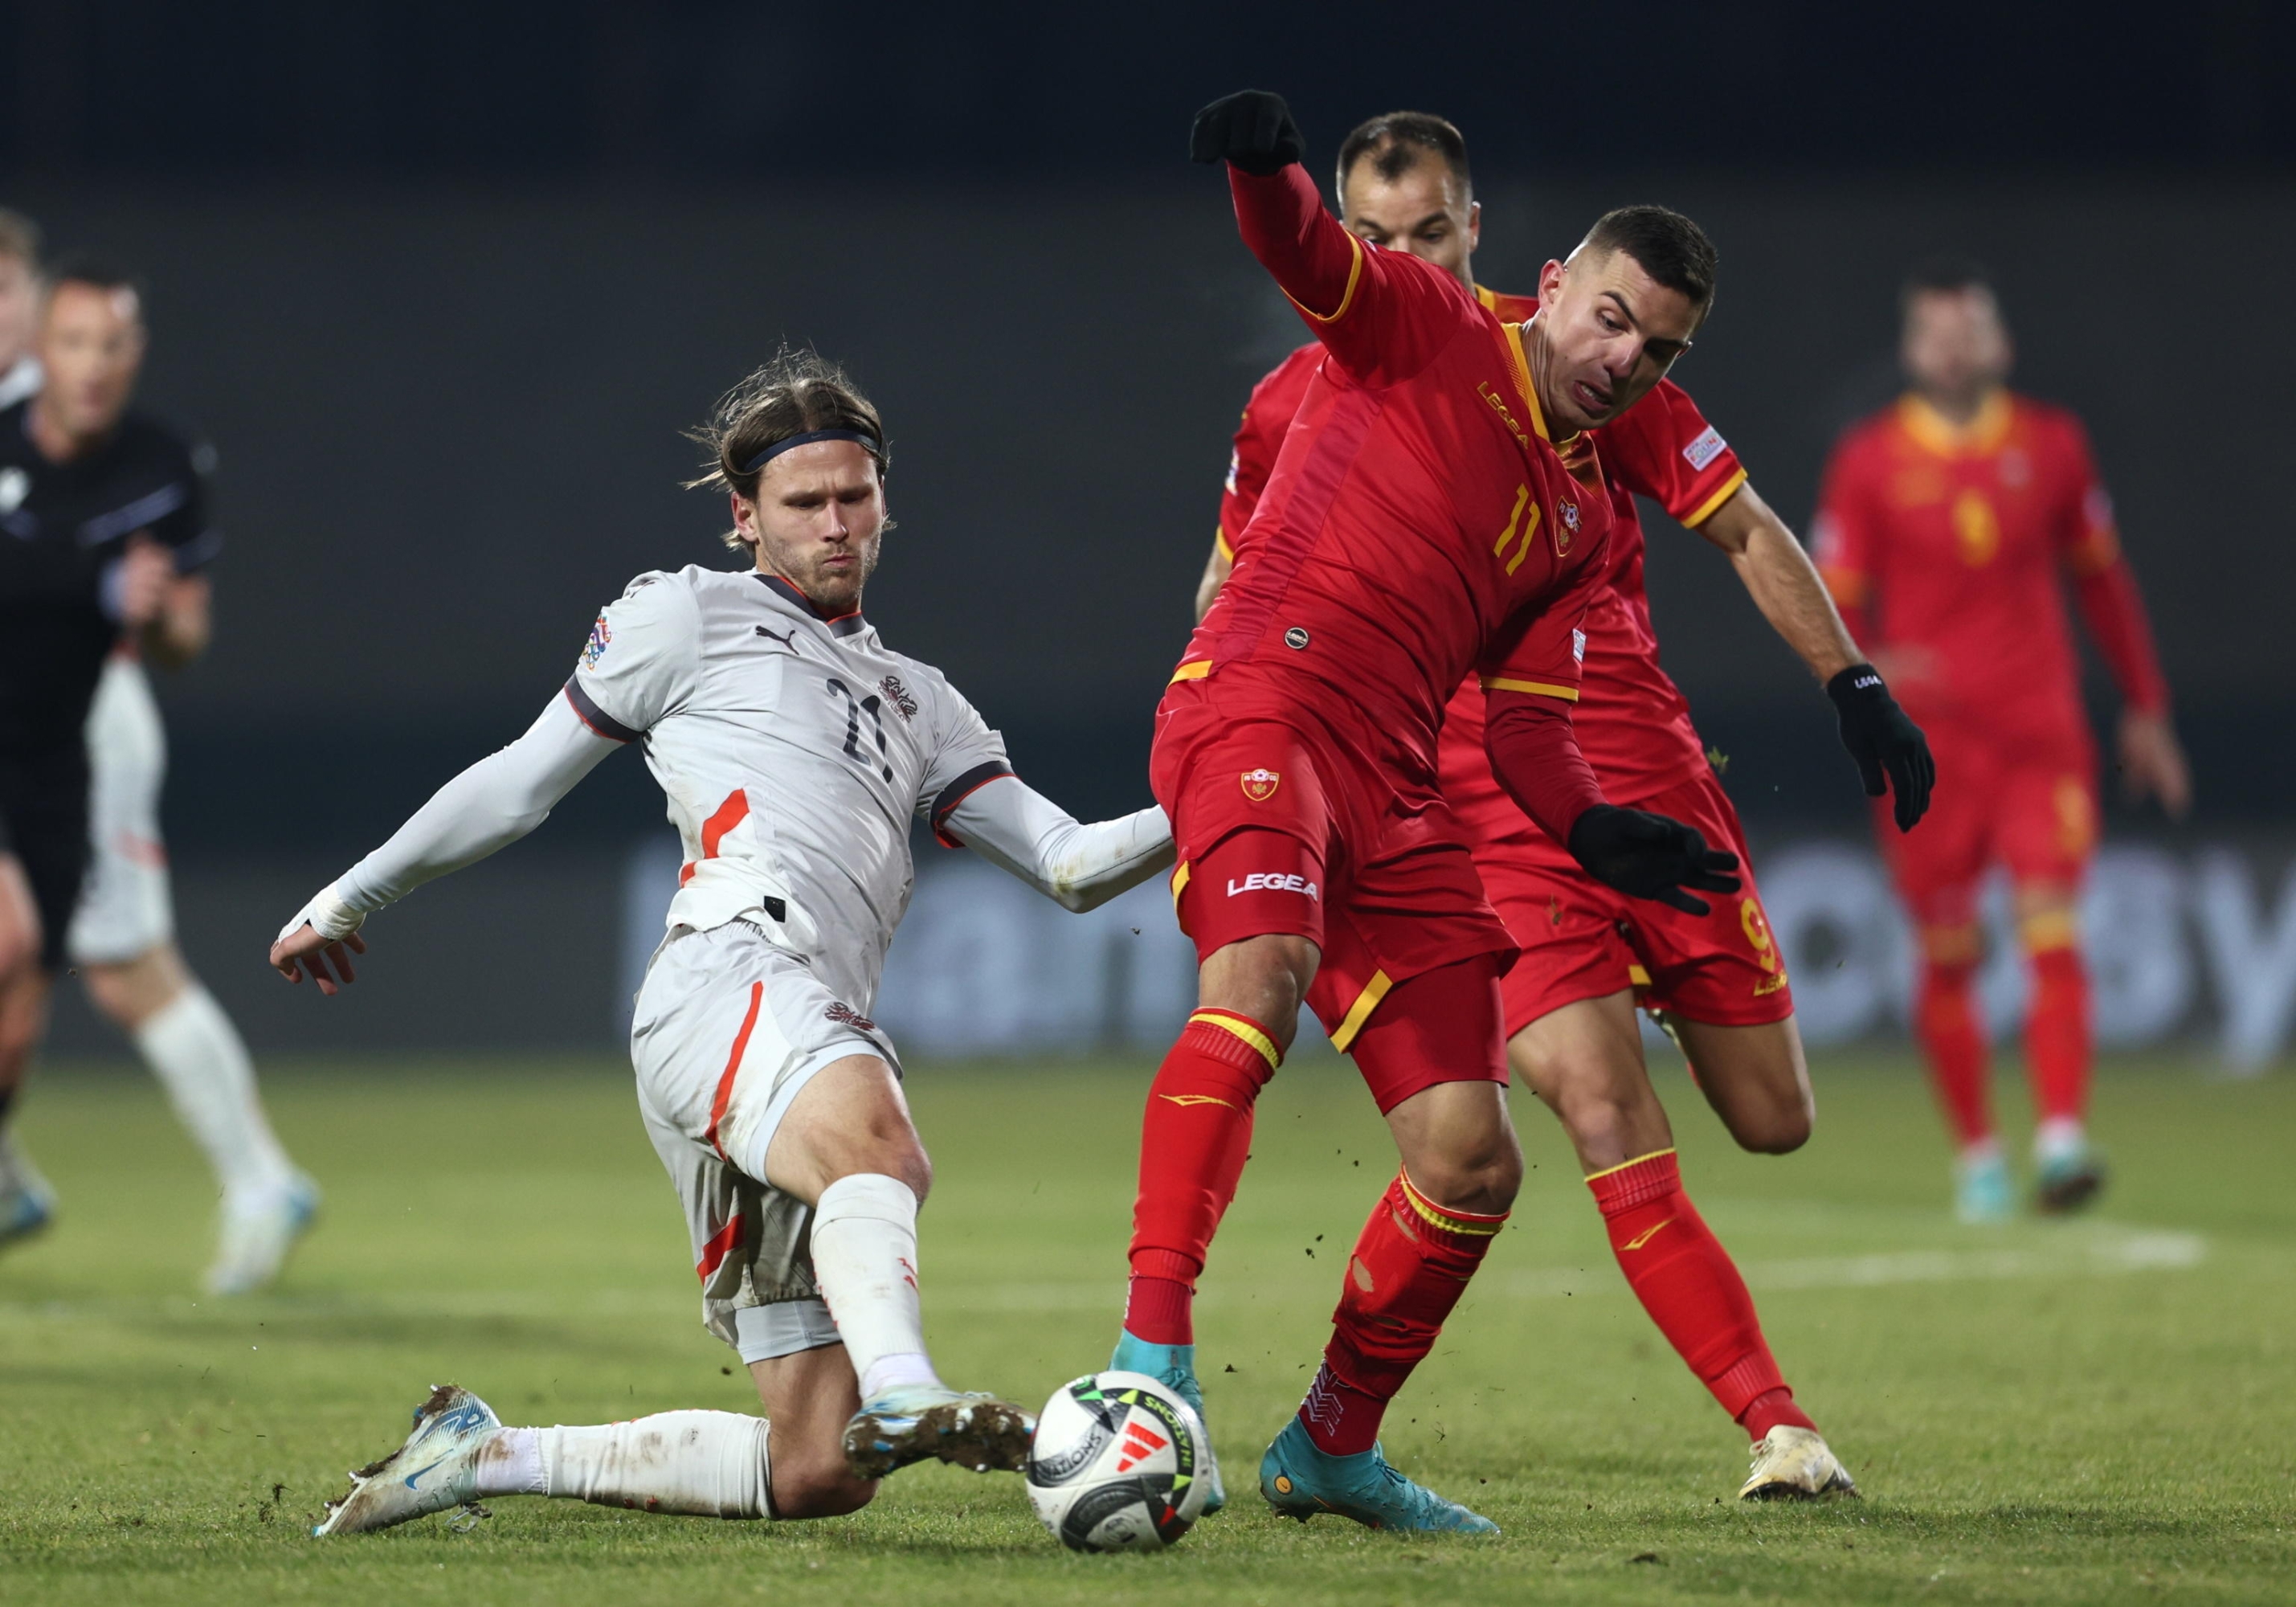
[579,615,612,670]
[1572,628,1587,663]
[1681,426,1729,472]
[1240,768,1281,803]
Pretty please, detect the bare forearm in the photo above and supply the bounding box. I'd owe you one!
[1703,486,1859,682]
[141,575,210,669]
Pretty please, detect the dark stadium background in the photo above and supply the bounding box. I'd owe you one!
[6,0,2292,1055]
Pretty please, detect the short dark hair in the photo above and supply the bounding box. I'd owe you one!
[685,347,890,550]
[1900,254,1995,316]
[0,210,41,271]
[1579,206,1718,313]
[1335,111,1470,199]
[47,254,145,309]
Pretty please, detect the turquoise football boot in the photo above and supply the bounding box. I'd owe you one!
[1954,1147,2014,1225]
[1109,1330,1224,1513]
[2035,1141,2107,1215]
[1258,1417,1498,1534]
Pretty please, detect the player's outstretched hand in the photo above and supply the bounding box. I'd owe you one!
[270,924,366,995]
[1190,90,1305,174]
[1567,804,1742,916]
[270,883,369,996]
[1828,663,1935,833]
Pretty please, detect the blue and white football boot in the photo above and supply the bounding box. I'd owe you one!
[842,1384,1036,1480]
[313,1384,500,1536]
[206,1171,322,1296]
[1109,1330,1224,1512]
[2034,1139,2107,1216]
[1258,1417,1498,1534]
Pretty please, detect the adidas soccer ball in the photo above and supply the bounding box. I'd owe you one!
[1025,1371,1214,1552]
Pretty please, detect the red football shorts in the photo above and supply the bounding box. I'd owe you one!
[1153,673,1514,1106]
[1474,769,1793,1035]
[1880,715,2097,930]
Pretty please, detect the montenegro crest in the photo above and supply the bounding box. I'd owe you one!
[1555,499,1581,555]
[1240,767,1281,803]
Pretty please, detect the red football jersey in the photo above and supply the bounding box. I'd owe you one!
[1217,291,1749,832]
[1179,165,1613,779]
[1814,390,2167,743]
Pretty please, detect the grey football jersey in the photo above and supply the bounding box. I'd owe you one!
[566,565,1010,1008]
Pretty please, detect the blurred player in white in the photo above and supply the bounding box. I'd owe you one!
[0,232,313,1294]
[272,352,1175,1534]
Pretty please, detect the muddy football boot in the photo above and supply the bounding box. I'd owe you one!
[314,1384,500,1536]
[843,1384,1035,1480]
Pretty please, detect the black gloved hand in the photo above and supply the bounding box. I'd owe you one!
[1189,89,1305,175]
[1827,663,1935,833]
[1567,804,1743,916]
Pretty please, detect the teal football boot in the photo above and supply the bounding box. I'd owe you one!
[1954,1147,2014,1224]
[1109,1330,1224,1513]
[1258,1417,1498,1534]
[2035,1141,2107,1215]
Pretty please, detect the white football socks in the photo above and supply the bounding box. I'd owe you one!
[134,985,295,1204]
[811,1173,943,1401]
[475,1413,773,1518]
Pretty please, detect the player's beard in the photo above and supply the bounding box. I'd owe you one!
[768,530,880,614]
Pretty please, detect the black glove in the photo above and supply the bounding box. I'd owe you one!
[1567,804,1742,917]
[1827,663,1935,833]
[1189,89,1305,175]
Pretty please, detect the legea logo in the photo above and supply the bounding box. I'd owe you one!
[1228,872,1320,900]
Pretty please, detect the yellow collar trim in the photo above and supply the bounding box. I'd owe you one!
[1898,389,2012,456]
[1501,319,1550,443]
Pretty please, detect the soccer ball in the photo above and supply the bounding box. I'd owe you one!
[1025,1371,1214,1552]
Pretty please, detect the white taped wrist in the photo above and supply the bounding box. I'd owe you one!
[278,881,365,944]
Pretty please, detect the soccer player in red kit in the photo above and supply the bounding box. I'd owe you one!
[1115,91,1754,1534]
[1194,112,1929,1501]
[1815,260,2187,1222]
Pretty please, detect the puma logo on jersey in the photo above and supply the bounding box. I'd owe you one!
[1228,873,1319,900]
[754,624,797,650]
[1622,1218,1676,1252]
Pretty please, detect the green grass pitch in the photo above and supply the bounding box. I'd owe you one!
[2,1048,2291,1603]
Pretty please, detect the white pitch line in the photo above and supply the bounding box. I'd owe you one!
[0,1231,2209,1323]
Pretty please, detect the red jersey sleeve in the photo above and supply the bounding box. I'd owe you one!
[1811,430,1880,641]
[1216,348,1315,560]
[2052,416,2171,714]
[1228,164,1460,387]
[1596,378,1750,529]
[1474,524,1610,705]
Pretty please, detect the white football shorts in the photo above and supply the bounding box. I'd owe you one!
[67,656,175,967]
[631,917,901,1363]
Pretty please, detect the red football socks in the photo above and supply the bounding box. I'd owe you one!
[2024,941,2091,1126]
[1916,958,1993,1147]
[1122,1008,1282,1347]
[1302,1171,1506,1456]
[1588,1149,1816,1443]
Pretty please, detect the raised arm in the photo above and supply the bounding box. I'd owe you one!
[940,779,1175,912]
[269,694,621,992]
[1192,89,1452,385]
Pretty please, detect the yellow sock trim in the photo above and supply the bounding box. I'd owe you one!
[1582,1147,1677,1184]
[2020,910,2079,953]
[1188,1008,1281,1073]
[1396,1170,1507,1237]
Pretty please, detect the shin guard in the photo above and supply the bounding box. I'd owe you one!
[1124,1008,1281,1345]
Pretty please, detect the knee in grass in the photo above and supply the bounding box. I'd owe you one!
[773,1454,876,1520]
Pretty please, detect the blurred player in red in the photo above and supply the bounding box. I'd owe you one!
[1815,260,2188,1221]
[1195,111,1928,1501]
[1116,90,1775,1534]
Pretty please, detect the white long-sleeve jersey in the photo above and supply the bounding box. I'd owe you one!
[296,564,1173,1012]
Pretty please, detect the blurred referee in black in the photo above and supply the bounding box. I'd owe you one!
[0,256,217,1247]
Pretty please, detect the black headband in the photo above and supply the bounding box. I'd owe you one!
[741,429,880,476]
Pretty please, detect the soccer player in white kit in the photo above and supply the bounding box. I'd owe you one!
[272,353,1176,1532]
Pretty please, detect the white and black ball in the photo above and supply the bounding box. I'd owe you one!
[1025,1371,1213,1552]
